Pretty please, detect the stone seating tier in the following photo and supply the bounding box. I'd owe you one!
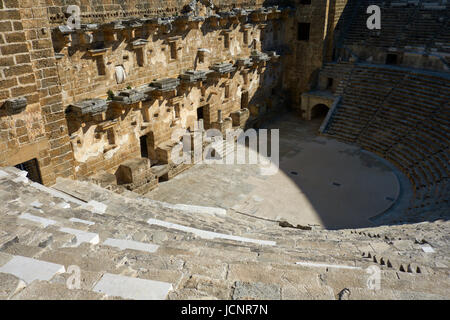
[0,167,449,299]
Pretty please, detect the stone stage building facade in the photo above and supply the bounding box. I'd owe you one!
[0,0,351,190]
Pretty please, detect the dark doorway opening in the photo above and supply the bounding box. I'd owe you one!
[386,53,398,65]
[197,106,204,120]
[311,104,329,119]
[297,23,310,41]
[140,135,149,158]
[326,78,334,90]
[241,90,249,109]
[15,158,42,184]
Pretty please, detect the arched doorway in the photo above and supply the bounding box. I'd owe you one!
[310,104,329,119]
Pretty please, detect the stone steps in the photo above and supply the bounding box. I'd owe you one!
[1,167,449,299]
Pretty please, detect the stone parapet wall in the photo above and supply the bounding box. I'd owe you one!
[0,0,74,185]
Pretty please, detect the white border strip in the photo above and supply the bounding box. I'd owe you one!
[296,261,362,270]
[147,218,275,246]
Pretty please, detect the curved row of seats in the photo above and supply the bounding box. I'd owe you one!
[344,0,449,52]
[324,63,449,218]
[0,167,449,299]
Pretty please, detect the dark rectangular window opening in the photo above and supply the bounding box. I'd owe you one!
[224,34,230,49]
[15,158,42,184]
[197,106,204,120]
[96,56,106,75]
[297,23,310,41]
[243,31,249,45]
[140,135,149,158]
[169,42,177,60]
[224,84,230,99]
[174,104,181,119]
[241,90,249,109]
[386,53,398,65]
[327,78,334,89]
[136,48,145,67]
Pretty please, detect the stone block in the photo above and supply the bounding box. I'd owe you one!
[150,78,180,91]
[59,227,100,247]
[232,281,281,300]
[0,255,65,284]
[112,89,147,104]
[210,62,235,74]
[93,273,173,300]
[115,157,152,185]
[103,238,159,253]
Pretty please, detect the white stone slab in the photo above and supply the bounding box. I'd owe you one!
[30,182,86,206]
[0,170,9,179]
[19,213,57,228]
[30,201,43,209]
[13,176,29,184]
[147,218,276,246]
[103,238,159,253]
[59,227,100,246]
[0,255,65,284]
[81,200,107,214]
[172,204,227,216]
[93,273,173,300]
[58,201,71,209]
[421,245,435,253]
[69,218,95,226]
[295,261,361,270]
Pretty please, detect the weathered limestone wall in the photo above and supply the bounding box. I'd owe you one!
[1,0,347,184]
[284,0,349,113]
[0,0,74,185]
[58,4,288,179]
[55,19,270,104]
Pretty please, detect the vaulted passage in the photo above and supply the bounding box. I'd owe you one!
[310,104,329,119]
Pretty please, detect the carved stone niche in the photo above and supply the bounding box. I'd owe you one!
[2,97,27,114]
[250,8,268,23]
[112,88,151,106]
[232,8,249,20]
[188,16,205,29]
[197,48,210,63]
[267,7,282,20]
[102,21,125,42]
[207,14,220,28]
[121,19,143,40]
[55,25,75,48]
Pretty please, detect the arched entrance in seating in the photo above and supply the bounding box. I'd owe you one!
[300,92,334,120]
[310,104,329,119]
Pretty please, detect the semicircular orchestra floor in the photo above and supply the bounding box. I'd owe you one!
[147,113,406,229]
